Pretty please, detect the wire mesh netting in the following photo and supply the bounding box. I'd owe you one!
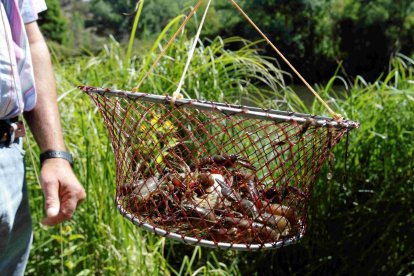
[81,86,359,250]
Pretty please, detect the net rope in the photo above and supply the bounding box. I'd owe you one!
[80,0,359,250]
[132,0,204,92]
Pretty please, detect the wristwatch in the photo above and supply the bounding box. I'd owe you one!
[40,150,73,167]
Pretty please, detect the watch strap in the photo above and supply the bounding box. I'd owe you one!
[40,150,73,166]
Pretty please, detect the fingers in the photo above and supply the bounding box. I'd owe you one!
[41,188,86,226]
[40,158,86,226]
[41,191,74,226]
[41,179,60,224]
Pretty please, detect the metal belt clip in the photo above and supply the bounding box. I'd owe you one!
[1,118,26,145]
[7,121,18,146]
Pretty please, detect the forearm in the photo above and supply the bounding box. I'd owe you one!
[23,22,65,152]
[22,22,85,226]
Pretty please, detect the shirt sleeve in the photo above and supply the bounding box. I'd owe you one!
[20,0,47,24]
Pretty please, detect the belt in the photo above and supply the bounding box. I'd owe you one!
[0,118,26,144]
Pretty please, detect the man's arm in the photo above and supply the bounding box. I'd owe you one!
[24,21,86,226]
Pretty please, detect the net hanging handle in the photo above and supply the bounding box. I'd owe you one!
[133,0,342,120]
[229,0,342,121]
[133,0,204,92]
[172,0,212,102]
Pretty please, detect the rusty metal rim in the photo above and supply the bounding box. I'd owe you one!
[80,86,360,130]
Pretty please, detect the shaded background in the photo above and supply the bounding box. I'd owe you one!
[39,0,414,82]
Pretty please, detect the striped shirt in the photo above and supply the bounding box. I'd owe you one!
[0,0,47,119]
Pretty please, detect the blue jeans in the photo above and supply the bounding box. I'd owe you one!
[0,139,32,276]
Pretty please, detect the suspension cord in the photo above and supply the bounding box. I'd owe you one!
[228,0,342,121]
[133,0,343,120]
[172,0,212,102]
[133,0,204,92]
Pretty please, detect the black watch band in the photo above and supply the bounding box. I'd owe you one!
[40,150,73,167]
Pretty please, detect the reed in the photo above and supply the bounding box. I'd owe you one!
[25,9,413,274]
[26,17,290,274]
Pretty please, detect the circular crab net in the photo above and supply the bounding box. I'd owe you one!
[81,86,359,251]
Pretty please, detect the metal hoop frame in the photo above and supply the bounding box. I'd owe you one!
[80,86,360,130]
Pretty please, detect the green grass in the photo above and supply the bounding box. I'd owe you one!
[26,24,291,275]
[25,14,414,276]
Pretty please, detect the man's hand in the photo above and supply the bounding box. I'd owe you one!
[40,158,86,226]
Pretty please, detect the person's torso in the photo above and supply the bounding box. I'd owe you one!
[0,0,46,119]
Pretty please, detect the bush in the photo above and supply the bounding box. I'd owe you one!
[38,0,68,44]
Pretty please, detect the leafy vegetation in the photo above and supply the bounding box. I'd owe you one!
[26,27,414,276]
[40,0,414,82]
[28,1,414,274]
[25,23,291,275]
[239,54,414,275]
[38,0,68,44]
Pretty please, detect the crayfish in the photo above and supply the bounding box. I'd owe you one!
[191,154,256,172]
[120,151,302,245]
